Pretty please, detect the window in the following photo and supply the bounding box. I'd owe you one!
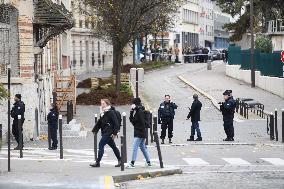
[79,20,83,28]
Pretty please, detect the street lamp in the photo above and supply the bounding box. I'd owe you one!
[7,63,11,172]
[250,0,256,87]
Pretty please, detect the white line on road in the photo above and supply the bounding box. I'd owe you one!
[182,158,210,166]
[222,158,251,166]
[261,158,284,166]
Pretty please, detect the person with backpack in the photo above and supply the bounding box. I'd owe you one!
[90,99,121,168]
[127,98,151,168]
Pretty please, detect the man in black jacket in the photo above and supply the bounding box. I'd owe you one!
[47,104,58,150]
[158,95,178,144]
[90,99,121,168]
[187,94,203,141]
[11,94,25,150]
[128,98,151,168]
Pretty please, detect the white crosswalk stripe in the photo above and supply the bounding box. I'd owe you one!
[222,158,251,165]
[261,158,284,166]
[182,158,210,166]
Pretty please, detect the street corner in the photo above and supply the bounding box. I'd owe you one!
[112,167,182,185]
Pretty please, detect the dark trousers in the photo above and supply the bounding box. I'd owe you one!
[160,117,173,139]
[50,126,58,148]
[97,135,121,162]
[12,120,24,146]
[224,119,234,139]
[191,122,201,138]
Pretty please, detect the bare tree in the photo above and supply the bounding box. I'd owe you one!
[84,0,182,92]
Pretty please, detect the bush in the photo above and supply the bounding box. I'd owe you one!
[255,36,273,53]
[0,83,8,101]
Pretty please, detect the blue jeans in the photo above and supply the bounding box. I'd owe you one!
[131,137,151,163]
[191,122,202,138]
[97,135,121,162]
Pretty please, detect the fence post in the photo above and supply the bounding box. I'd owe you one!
[94,114,98,161]
[120,136,125,171]
[122,112,127,163]
[150,112,153,143]
[282,109,284,143]
[270,113,275,140]
[59,115,63,159]
[275,109,278,141]
[18,115,23,158]
[154,131,164,168]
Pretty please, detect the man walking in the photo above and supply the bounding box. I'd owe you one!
[158,95,178,144]
[127,98,151,168]
[220,90,236,141]
[47,104,58,150]
[11,94,25,150]
[187,94,203,141]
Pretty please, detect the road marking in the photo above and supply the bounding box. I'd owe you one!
[104,176,112,189]
[261,158,284,166]
[222,158,251,165]
[182,158,210,166]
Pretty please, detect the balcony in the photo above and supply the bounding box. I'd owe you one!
[267,19,284,35]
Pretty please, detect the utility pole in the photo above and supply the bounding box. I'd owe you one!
[250,0,256,87]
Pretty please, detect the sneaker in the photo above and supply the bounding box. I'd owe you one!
[90,162,100,167]
[223,138,230,141]
[169,138,172,144]
[48,147,57,150]
[14,145,24,150]
[146,162,152,167]
[161,139,165,144]
[187,136,194,141]
[229,138,234,141]
[126,163,135,169]
[195,137,202,141]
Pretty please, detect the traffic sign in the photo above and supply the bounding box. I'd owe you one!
[281,51,284,63]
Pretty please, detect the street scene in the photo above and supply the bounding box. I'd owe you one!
[0,0,284,189]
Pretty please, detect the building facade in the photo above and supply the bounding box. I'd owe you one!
[0,0,73,141]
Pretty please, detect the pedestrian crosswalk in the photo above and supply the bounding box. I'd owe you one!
[1,148,284,167]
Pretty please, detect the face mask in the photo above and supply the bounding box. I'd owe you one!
[131,104,136,109]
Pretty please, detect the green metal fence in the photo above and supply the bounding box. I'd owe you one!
[228,45,283,77]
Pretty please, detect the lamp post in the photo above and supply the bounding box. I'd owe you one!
[250,0,256,87]
[7,64,11,172]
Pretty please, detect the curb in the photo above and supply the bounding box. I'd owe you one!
[178,75,220,110]
[112,168,182,183]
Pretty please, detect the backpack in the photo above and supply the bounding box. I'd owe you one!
[112,109,122,127]
[144,110,151,128]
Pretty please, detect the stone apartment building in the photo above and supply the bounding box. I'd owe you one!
[0,0,73,141]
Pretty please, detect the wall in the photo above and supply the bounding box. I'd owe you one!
[226,64,284,98]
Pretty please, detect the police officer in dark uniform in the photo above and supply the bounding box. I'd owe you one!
[47,104,59,150]
[11,94,25,150]
[158,95,178,144]
[220,90,236,141]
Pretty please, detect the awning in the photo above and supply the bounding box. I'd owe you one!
[34,0,74,48]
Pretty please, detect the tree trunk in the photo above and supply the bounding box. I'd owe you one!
[144,34,148,62]
[113,42,123,94]
[132,39,136,65]
[154,34,157,61]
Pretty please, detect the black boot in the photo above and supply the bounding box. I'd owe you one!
[195,137,202,141]
[161,139,165,144]
[115,160,122,167]
[90,162,100,168]
[187,136,194,141]
[169,138,172,144]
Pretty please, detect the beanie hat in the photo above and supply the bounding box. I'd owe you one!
[133,98,141,106]
[15,94,22,99]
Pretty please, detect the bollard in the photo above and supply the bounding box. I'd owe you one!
[150,112,153,143]
[18,115,23,158]
[7,67,11,172]
[154,131,164,168]
[270,113,275,140]
[153,116,157,142]
[267,116,269,135]
[122,112,127,163]
[207,58,212,70]
[67,100,73,124]
[120,136,125,171]
[0,124,2,144]
[240,102,244,116]
[48,122,52,149]
[59,115,63,159]
[145,127,149,146]
[94,114,98,161]
[275,109,278,141]
[282,109,284,143]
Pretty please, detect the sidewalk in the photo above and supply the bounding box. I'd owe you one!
[179,63,284,114]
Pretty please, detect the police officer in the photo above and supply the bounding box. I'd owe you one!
[220,90,236,141]
[47,104,59,150]
[11,94,25,150]
[187,94,203,141]
[158,95,178,144]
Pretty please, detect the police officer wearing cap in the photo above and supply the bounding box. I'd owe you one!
[47,103,59,150]
[158,95,178,144]
[220,90,236,141]
[11,94,25,150]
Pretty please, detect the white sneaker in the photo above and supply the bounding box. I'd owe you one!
[145,162,152,167]
[126,163,135,169]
